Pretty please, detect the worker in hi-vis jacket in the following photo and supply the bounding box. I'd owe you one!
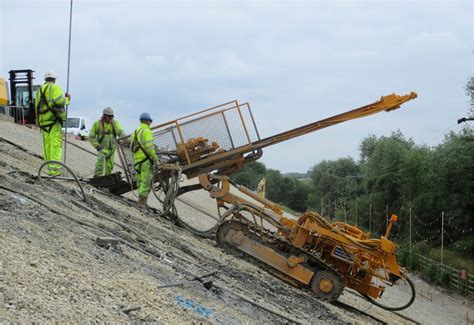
[89,107,125,177]
[130,112,158,207]
[34,70,71,176]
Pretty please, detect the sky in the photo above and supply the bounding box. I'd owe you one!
[1,0,472,172]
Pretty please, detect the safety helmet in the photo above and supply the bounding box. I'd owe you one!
[103,106,114,116]
[139,112,152,122]
[44,70,57,80]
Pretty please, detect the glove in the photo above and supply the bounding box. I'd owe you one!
[117,138,130,146]
[96,145,104,152]
[65,92,71,100]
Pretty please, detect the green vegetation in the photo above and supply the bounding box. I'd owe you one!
[231,80,474,274]
[397,243,474,292]
[425,262,439,283]
[466,75,474,115]
[231,127,474,263]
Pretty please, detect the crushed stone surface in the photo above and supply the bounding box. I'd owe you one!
[1,120,472,324]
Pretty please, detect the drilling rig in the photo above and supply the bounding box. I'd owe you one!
[105,92,417,309]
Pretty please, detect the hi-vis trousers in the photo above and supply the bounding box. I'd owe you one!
[41,122,63,176]
[94,149,115,177]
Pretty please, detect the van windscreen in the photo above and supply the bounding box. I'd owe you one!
[66,117,80,128]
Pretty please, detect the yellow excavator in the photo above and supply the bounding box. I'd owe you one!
[106,92,418,310]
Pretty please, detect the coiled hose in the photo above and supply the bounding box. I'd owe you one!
[151,166,181,217]
[37,160,87,202]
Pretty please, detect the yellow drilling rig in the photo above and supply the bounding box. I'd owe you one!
[94,92,417,310]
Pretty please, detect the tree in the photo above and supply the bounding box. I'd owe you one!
[430,128,474,245]
[287,180,312,212]
[266,169,294,205]
[359,134,378,162]
[466,76,474,115]
[360,131,414,229]
[229,128,474,253]
[230,161,266,190]
[309,157,361,219]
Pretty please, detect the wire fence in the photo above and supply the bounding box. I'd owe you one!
[414,253,474,296]
[319,199,472,246]
[318,197,473,295]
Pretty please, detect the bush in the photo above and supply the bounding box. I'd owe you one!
[425,263,439,283]
[398,248,410,267]
[428,247,474,274]
[416,242,431,255]
[439,270,451,287]
[449,235,474,255]
[409,254,419,271]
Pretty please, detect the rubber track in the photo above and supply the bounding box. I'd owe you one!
[217,219,345,301]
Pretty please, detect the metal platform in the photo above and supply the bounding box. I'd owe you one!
[117,100,260,186]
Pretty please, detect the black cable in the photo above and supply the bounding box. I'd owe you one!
[37,160,86,202]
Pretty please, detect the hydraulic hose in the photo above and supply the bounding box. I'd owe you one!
[151,167,181,217]
[362,276,416,311]
[37,160,86,202]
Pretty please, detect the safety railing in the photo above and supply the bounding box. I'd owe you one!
[117,100,260,185]
[0,105,26,123]
[149,100,260,165]
[415,253,474,295]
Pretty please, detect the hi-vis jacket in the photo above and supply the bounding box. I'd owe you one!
[130,123,158,163]
[34,82,69,128]
[90,119,125,150]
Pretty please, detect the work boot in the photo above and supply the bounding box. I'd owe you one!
[137,196,148,208]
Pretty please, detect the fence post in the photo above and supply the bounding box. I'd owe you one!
[458,271,461,293]
[441,211,444,265]
[355,199,358,226]
[344,200,347,223]
[409,207,412,256]
[369,202,372,233]
[328,200,331,220]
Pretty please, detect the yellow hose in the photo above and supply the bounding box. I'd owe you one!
[306,212,385,252]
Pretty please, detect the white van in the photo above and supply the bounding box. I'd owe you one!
[63,116,91,139]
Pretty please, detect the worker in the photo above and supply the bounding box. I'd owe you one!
[130,112,158,207]
[89,107,125,177]
[34,70,71,176]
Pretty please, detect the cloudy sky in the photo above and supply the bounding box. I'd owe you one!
[1,0,472,172]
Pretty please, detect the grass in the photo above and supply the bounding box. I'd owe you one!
[426,247,474,274]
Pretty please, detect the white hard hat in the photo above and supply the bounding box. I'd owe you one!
[103,106,114,116]
[44,70,57,80]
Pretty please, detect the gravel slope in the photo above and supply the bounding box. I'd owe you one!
[1,120,472,324]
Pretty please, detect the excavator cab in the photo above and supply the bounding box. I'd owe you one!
[9,69,39,124]
[0,69,38,124]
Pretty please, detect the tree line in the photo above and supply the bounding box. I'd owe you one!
[230,127,474,256]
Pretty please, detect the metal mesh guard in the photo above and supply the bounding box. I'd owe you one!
[151,101,260,165]
[117,100,260,184]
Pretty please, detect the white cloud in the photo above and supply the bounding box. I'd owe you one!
[0,0,471,172]
[144,55,167,66]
